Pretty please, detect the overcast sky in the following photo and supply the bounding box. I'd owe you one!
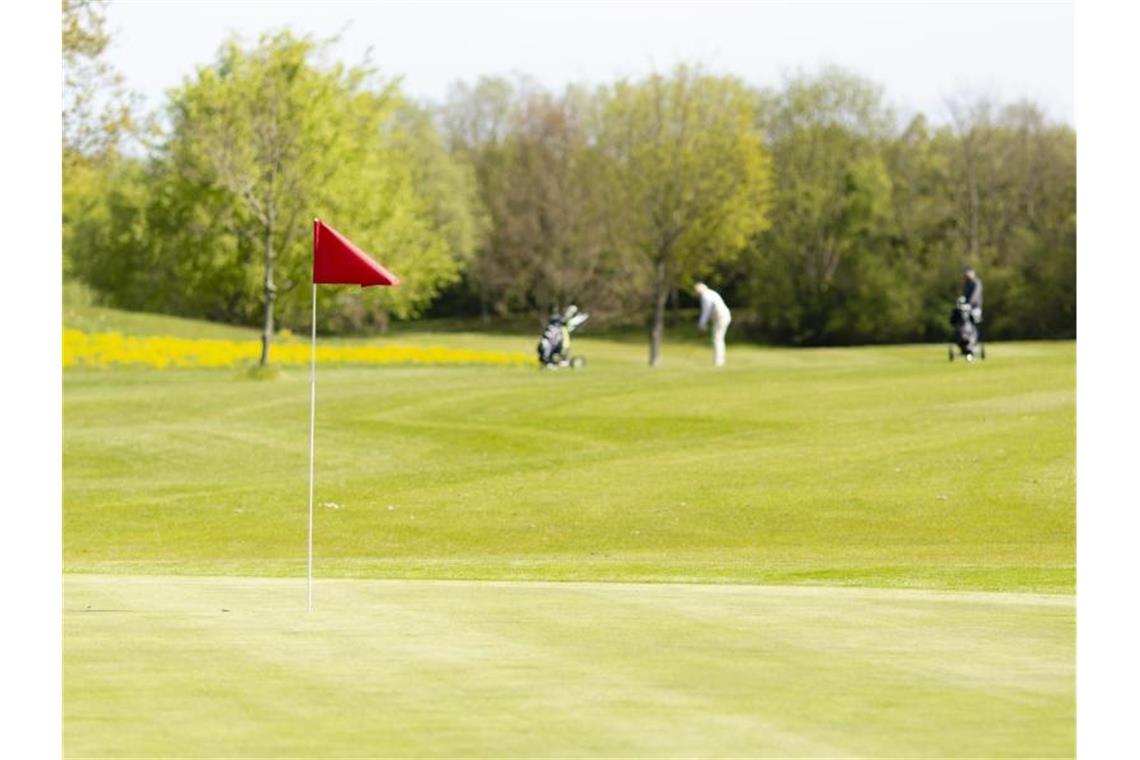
[106,1,1074,125]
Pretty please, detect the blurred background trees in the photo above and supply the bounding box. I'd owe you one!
[597,66,772,365]
[62,7,1077,358]
[67,31,477,364]
[744,68,899,345]
[62,0,143,284]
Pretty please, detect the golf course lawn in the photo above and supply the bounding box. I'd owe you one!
[63,309,1075,756]
[64,575,1073,758]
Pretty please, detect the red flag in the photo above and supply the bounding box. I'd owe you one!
[312,219,399,287]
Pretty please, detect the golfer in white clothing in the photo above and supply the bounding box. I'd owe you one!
[695,282,731,367]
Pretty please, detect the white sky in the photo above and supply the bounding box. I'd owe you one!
[104,0,1075,125]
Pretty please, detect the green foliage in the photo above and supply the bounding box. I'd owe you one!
[166,33,472,331]
[64,44,1075,346]
[601,66,772,274]
[486,89,637,317]
[746,71,904,344]
[62,0,137,161]
[737,72,1076,345]
[939,100,1077,339]
[598,65,773,362]
[67,32,477,354]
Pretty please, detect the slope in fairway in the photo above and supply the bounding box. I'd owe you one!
[64,575,1074,758]
[63,337,1074,592]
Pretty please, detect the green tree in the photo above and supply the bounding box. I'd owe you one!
[316,100,483,333]
[68,154,264,322]
[599,66,772,365]
[63,0,143,280]
[881,114,960,338]
[939,98,1076,338]
[746,68,906,344]
[156,32,473,362]
[70,32,476,353]
[63,0,136,161]
[439,76,529,318]
[471,87,634,319]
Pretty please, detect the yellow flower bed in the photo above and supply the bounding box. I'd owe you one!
[63,329,531,369]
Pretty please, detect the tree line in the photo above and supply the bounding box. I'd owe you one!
[64,4,1075,365]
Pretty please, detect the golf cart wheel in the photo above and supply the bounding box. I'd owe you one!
[571,356,586,369]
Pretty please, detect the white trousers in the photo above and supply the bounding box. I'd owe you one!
[711,315,730,366]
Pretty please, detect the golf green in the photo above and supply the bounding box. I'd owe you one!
[64,575,1074,758]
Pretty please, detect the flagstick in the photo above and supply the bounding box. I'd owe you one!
[307,282,317,613]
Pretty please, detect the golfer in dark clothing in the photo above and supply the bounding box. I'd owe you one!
[962,266,983,324]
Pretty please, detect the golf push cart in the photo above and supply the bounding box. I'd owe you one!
[948,296,985,362]
[537,305,589,369]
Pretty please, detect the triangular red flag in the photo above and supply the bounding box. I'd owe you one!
[312,219,399,287]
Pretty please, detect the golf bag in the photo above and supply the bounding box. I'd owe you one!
[537,305,589,369]
[948,297,984,362]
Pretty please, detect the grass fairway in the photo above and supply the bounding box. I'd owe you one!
[64,333,1074,592]
[63,308,1075,756]
[65,575,1073,758]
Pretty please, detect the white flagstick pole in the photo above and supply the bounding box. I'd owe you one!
[307,281,317,613]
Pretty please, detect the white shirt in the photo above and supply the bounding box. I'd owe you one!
[698,288,731,329]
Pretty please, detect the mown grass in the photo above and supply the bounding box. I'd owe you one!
[62,304,1075,757]
[64,575,1074,758]
[63,307,1074,593]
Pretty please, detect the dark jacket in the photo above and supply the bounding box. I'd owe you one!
[963,277,983,321]
[963,277,983,309]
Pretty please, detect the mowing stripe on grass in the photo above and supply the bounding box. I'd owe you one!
[64,341,1074,593]
[64,575,1074,758]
